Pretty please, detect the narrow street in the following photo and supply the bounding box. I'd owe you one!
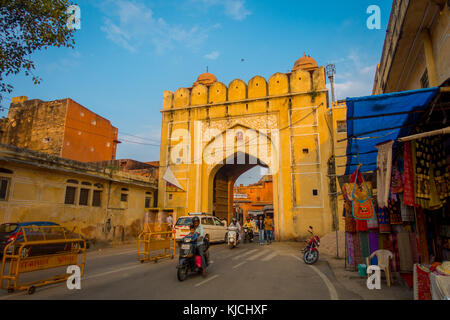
[0,242,361,300]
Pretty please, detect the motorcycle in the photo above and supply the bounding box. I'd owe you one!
[227,226,239,249]
[177,237,209,281]
[302,226,320,264]
[243,227,253,243]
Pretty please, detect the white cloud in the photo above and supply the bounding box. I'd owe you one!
[328,50,378,100]
[195,0,251,21]
[100,0,209,53]
[204,51,220,60]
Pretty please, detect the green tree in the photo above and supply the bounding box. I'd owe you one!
[0,0,77,109]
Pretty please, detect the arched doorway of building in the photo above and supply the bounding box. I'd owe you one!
[210,152,274,236]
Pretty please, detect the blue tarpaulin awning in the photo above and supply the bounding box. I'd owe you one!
[344,87,440,175]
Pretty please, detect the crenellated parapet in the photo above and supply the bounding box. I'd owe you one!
[162,66,326,110]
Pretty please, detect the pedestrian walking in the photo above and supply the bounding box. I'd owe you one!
[256,215,265,245]
[264,214,273,245]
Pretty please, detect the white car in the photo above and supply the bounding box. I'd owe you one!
[174,214,228,243]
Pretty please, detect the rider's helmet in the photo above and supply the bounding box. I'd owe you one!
[246,216,251,221]
[192,216,200,225]
[232,217,237,224]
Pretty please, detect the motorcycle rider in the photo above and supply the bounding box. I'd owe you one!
[192,216,207,276]
[243,216,254,242]
[229,217,242,243]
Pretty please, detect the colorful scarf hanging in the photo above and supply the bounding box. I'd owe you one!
[367,210,379,230]
[376,140,394,208]
[388,198,403,224]
[390,157,404,195]
[400,194,415,222]
[360,232,370,262]
[415,264,432,300]
[403,141,416,206]
[368,232,379,265]
[377,207,391,233]
[345,232,356,270]
[345,207,356,232]
[353,232,364,266]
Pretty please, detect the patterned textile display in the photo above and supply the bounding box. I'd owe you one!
[388,198,403,224]
[360,232,370,262]
[369,232,379,265]
[346,232,356,270]
[414,264,432,300]
[410,232,420,263]
[415,207,430,264]
[367,210,379,230]
[398,232,414,272]
[390,157,404,195]
[353,232,364,266]
[376,140,394,208]
[356,220,368,232]
[400,194,415,222]
[414,136,450,209]
[403,141,416,206]
[345,206,356,233]
[377,207,391,233]
[351,167,375,220]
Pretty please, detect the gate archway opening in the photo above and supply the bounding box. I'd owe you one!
[210,152,273,227]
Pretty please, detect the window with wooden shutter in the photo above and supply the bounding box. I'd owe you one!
[92,190,102,207]
[65,186,76,204]
[79,188,89,206]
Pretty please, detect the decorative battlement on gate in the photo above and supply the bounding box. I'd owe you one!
[162,67,327,111]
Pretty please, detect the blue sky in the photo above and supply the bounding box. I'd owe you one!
[2,0,393,184]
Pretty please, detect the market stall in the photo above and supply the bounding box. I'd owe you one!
[338,86,450,299]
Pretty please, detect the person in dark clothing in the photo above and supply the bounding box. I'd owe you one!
[255,215,265,245]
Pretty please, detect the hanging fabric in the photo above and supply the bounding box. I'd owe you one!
[400,194,415,222]
[377,207,391,233]
[376,140,394,208]
[403,141,416,206]
[346,232,356,270]
[351,166,375,220]
[388,198,403,225]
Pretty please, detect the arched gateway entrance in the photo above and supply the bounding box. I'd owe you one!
[157,55,347,240]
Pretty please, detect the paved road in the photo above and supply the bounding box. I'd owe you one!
[0,241,361,300]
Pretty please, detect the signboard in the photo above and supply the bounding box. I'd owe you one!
[11,253,78,273]
[234,194,248,199]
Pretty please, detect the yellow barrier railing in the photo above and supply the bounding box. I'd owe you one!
[0,225,86,295]
[138,223,175,263]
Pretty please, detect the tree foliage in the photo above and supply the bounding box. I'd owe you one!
[0,0,76,108]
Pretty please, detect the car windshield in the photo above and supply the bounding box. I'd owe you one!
[176,217,193,226]
[0,223,18,233]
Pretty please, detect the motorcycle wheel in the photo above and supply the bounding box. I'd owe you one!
[177,265,188,281]
[303,250,319,265]
[228,242,234,249]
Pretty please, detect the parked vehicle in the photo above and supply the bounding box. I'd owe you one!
[0,221,87,259]
[243,226,253,243]
[174,214,228,243]
[177,235,210,281]
[227,225,239,249]
[302,226,320,264]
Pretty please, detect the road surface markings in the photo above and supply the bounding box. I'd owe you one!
[247,250,269,261]
[194,274,219,287]
[291,254,339,300]
[232,249,258,260]
[232,261,247,269]
[85,263,143,280]
[261,252,278,261]
[88,249,137,260]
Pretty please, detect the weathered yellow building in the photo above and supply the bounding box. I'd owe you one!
[373,0,449,94]
[157,55,347,240]
[0,144,157,242]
